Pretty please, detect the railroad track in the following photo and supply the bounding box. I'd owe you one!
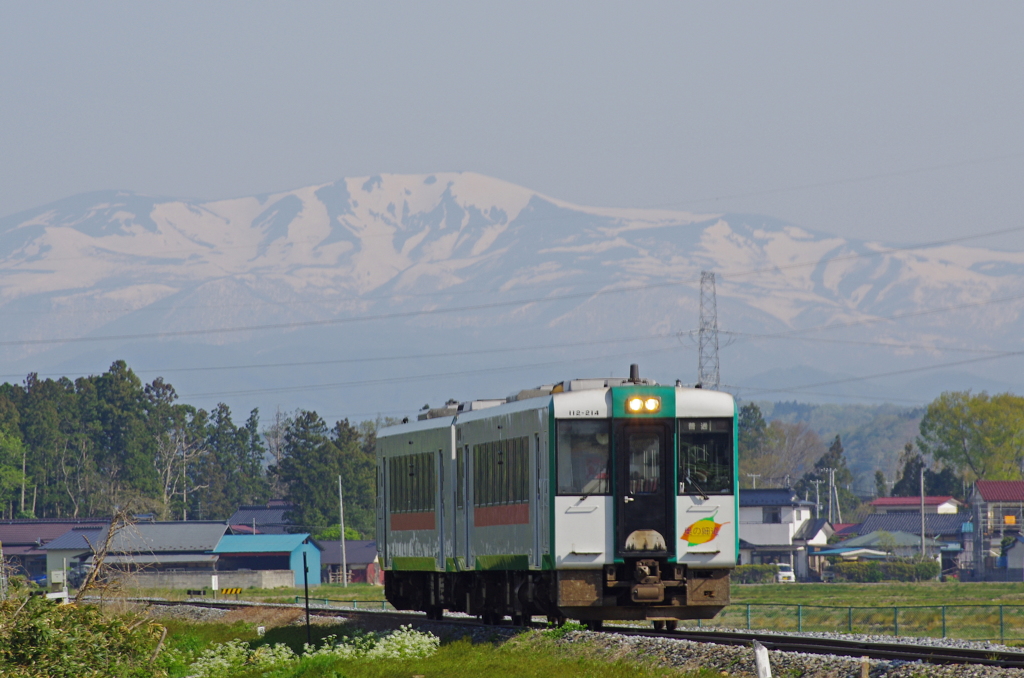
[137,598,1024,669]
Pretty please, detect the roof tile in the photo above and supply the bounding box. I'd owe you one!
[976,481,1024,502]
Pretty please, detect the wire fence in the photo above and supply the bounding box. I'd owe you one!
[680,603,1024,642]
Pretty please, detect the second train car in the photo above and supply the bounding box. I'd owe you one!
[375,364,737,629]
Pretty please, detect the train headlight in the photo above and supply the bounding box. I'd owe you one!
[626,396,661,413]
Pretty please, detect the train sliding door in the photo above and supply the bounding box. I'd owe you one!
[614,420,673,557]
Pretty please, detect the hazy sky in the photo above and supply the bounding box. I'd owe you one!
[3,2,1023,248]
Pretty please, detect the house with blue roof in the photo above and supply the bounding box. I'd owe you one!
[214,534,322,586]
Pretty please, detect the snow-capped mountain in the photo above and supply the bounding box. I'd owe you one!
[2,172,1023,419]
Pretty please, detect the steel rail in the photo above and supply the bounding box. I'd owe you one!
[135,598,1024,669]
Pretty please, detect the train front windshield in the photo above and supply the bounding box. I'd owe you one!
[556,420,611,495]
[677,418,733,495]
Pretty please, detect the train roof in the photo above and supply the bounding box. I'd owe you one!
[378,371,734,439]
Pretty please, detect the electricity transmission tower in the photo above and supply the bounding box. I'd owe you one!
[698,271,721,389]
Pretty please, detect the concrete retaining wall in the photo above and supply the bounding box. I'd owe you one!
[114,570,295,590]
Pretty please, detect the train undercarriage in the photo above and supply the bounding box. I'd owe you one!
[384,560,730,629]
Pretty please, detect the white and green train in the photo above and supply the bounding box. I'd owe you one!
[375,364,737,630]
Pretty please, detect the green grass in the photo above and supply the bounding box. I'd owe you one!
[698,582,1024,642]
[733,581,1024,607]
[180,632,718,678]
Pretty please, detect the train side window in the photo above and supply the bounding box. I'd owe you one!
[678,418,734,495]
[555,420,611,495]
[388,452,437,513]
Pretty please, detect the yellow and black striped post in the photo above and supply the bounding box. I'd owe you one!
[221,587,243,600]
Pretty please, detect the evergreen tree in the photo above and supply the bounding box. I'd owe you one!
[275,410,342,534]
[891,443,965,500]
[331,418,376,539]
[738,403,767,458]
[195,404,269,519]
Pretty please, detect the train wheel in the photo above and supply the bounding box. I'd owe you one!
[666,620,678,632]
[585,620,603,631]
[652,620,665,631]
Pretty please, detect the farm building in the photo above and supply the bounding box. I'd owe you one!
[318,540,383,584]
[213,534,322,586]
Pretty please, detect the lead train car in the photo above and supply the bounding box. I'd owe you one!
[375,368,737,628]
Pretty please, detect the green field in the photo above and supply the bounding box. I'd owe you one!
[733,581,1024,607]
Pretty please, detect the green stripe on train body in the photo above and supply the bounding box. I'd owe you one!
[474,554,531,570]
[390,557,438,571]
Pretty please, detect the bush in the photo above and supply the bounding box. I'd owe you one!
[733,564,779,584]
[833,560,940,582]
[0,593,164,678]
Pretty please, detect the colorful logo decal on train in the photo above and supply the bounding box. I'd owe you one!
[681,510,729,546]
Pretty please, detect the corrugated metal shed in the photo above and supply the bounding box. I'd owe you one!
[40,522,227,553]
[40,527,106,551]
[214,534,319,554]
[107,522,228,552]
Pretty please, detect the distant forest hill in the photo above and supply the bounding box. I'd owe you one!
[758,401,924,496]
[0,360,388,539]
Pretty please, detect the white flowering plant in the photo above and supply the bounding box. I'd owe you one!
[187,625,439,676]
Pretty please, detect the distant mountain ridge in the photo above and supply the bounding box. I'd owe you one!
[1,172,1022,417]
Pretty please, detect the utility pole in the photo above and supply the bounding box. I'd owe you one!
[810,480,825,520]
[825,469,835,524]
[745,473,761,489]
[834,476,843,523]
[698,271,721,389]
[338,475,348,587]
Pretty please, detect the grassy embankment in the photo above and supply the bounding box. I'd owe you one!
[157,618,719,678]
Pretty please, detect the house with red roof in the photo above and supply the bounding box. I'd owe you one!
[867,496,962,515]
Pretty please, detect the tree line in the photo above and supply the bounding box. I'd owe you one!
[738,389,1024,517]
[0,360,383,538]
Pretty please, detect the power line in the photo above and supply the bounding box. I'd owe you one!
[180,346,679,400]
[721,331,1015,355]
[0,332,685,380]
[725,349,1024,398]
